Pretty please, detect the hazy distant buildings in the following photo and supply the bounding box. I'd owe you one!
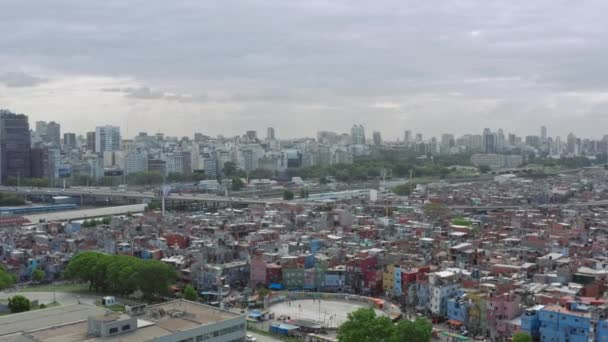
[63,133,77,149]
[483,128,496,153]
[0,110,31,183]
[351,124,366,145]
[267,127,275,140]
[471,154,523,170]
[86,131,96,152]
[372,131,382,146]
[95,125,120,154]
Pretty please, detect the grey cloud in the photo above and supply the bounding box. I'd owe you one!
[0,71,47,87]
[2,0,608,137]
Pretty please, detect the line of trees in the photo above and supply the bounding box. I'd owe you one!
[0,192,25,206]
[64,252,176,299]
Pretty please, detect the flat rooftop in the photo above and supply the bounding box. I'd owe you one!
[2,300,245,342]
[0,304,107,337]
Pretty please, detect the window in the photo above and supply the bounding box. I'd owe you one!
[109,327,118,334]
[122,325,131,331]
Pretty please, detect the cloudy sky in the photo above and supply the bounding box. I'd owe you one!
[1,0,608,139]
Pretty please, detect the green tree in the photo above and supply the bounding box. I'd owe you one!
[8,295,31,313]
[390,318,432,342]
[101,217,111,225]
[0,267,15,290]
[299,188,309,198]
[338,308,394,342]
[512,332,532,342]
[183,285,198,301]
[392,184,413,196]
[423,202,451,223]
[32,268,45,283]
[0,193,25,206]
[477,165,492,173]
[283,190,295,200]
[231,177,245,191]
[249,168,273,179]
[223,162,237,177]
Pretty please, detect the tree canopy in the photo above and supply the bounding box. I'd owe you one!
[338,308,432,342]
[32,268,45,282]
[183,285,198,301]
[0,267,15,290]
[8,295,31,313]
[283,190,295,200]
[512,332,532,342]
[64,252,176,299]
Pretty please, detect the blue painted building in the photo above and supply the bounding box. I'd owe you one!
[447,296,468,324]
[394,267,402,295]
[521,305,543,339]
[537,306,593,342]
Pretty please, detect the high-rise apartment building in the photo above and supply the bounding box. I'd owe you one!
[0,110,31,183]
[95,125,120,154]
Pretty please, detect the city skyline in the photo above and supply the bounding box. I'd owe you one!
[2,1,608,138]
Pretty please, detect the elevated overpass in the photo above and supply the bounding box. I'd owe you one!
[0,186,277,207]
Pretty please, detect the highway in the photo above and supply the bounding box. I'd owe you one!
[0,186,276,206]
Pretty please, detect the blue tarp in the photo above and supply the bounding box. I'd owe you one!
[269,283,284,290]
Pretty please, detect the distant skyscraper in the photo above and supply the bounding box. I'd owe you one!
[415,133,423,142]
[541,126,547,141]
[63,133,77,149]
[86,132,96,151]
[483,128,496,153]
[267,127,275,140]
[404,130,412,143]
[95,125,120,154]
[46,121,61,147]
[372,131,382,146]
[0,110,31,183]
[351,125,365,145]
[35,121,47,136]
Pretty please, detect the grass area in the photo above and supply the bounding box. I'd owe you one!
[20,283,94,294]
[107,304,126,312]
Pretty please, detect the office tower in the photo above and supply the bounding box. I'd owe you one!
[63,133,77,149]
[30,147,50,178]
[415,133,423,142]
[46,121,61,147]
[496,129,505,151]
[372,131,382,146]
[35,121,47,135]
[267,127,276,140]
[541,126,547,141]
[95,125,120,154]
[86,132,96,151]
[404,130,412,143]
[351,124,365,145]
[567,133,577,155]
[483,128,496,153]
[0,110,31,183]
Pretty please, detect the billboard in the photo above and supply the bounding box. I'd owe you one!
[104,169,124,177]
[58,166,72,178]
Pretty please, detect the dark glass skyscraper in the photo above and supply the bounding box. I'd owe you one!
[0,110,31,183]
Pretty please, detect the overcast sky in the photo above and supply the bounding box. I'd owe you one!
[1,0,608,139]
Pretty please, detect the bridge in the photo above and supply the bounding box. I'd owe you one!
[0,186,278,207]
